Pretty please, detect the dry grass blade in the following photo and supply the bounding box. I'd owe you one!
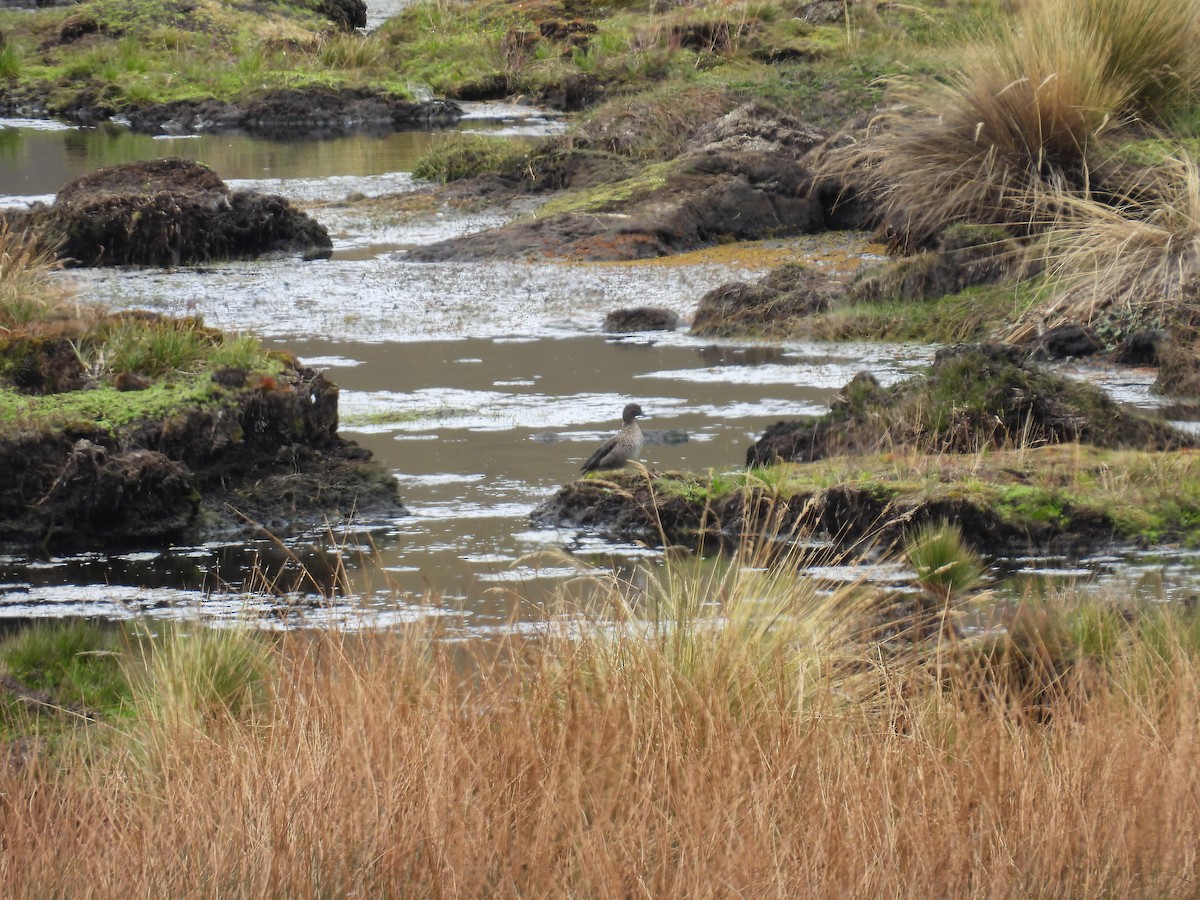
[0,222,79,334]
[1013,153,1200,341]
[838,0,1200,250]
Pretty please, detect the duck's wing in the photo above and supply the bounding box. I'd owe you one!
[580,436,619,473]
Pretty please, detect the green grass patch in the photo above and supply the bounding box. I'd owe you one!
[805,279,1046,343]
[647,446,1200,546]
[1,620,133,739]
[412,134,527,184]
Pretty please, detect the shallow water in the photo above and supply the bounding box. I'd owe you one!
[0,118,1197,627]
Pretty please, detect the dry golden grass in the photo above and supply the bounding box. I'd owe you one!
[0,223,77,333]
[846,0,1200,249]
[3,567,1200,896]
[1012,154,1200,341]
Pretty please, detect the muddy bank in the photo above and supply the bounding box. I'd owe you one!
[406,104,835,262]
[531,468,1117,558]
[7,158,331,267]
[0,362,405,551]
[123,92,462,137]
[746,343,1192,465]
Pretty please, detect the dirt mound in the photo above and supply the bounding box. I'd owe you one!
[0,365,406,551]
[407,105,833,262]
[849,225,1030,304]
[691,263,844,337]
[408,150,825,262]
[746,343,1193,465]
[38,158,332,267]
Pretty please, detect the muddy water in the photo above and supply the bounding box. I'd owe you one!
[0,117,1196,626]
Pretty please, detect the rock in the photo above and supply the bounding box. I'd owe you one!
[797,0,850,24]
[37,158,332,267]
[1113,329,1166,366]
[684,102,826,159]
[1028,323,1104,360]
[644,429,689,445]
[691,263,844,337]
[746,342,1194,466]
[603,307,680,332]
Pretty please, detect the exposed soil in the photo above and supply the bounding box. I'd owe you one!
[13,158,332,267]
[0,363,406,552]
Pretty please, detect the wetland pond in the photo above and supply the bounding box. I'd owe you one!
[1,114,1198,630]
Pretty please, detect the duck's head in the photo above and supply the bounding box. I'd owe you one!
[622,403,645,424]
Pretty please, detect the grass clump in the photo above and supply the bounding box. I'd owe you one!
[848,0,1200,249]
[0,225,75,333]
[411,134,526,184]
[906,520,985,604]
[133,623,270,729]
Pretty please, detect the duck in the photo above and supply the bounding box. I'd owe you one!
[581,403,645,474]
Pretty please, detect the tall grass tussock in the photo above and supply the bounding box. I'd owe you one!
[3,536,1200,895]
[850,0,1200,249]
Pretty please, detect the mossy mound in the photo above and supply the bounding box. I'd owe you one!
[31,158,332,267]
[849,225,1031,304]
[0,361,405,550]
[0,310,406,551]
[691,263,844,337]
[531,446,1200,556]
[747,343,1193,466]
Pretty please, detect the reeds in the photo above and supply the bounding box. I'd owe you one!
[1012,153,1200,340]
[0,223,73,333]
[3,535,1200,895]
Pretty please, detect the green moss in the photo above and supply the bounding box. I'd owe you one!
[533,161,675,218]
[995,485,1072,526]
[0,321,281,435]
[639,447,1200,546]
[805,279,1042,343]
